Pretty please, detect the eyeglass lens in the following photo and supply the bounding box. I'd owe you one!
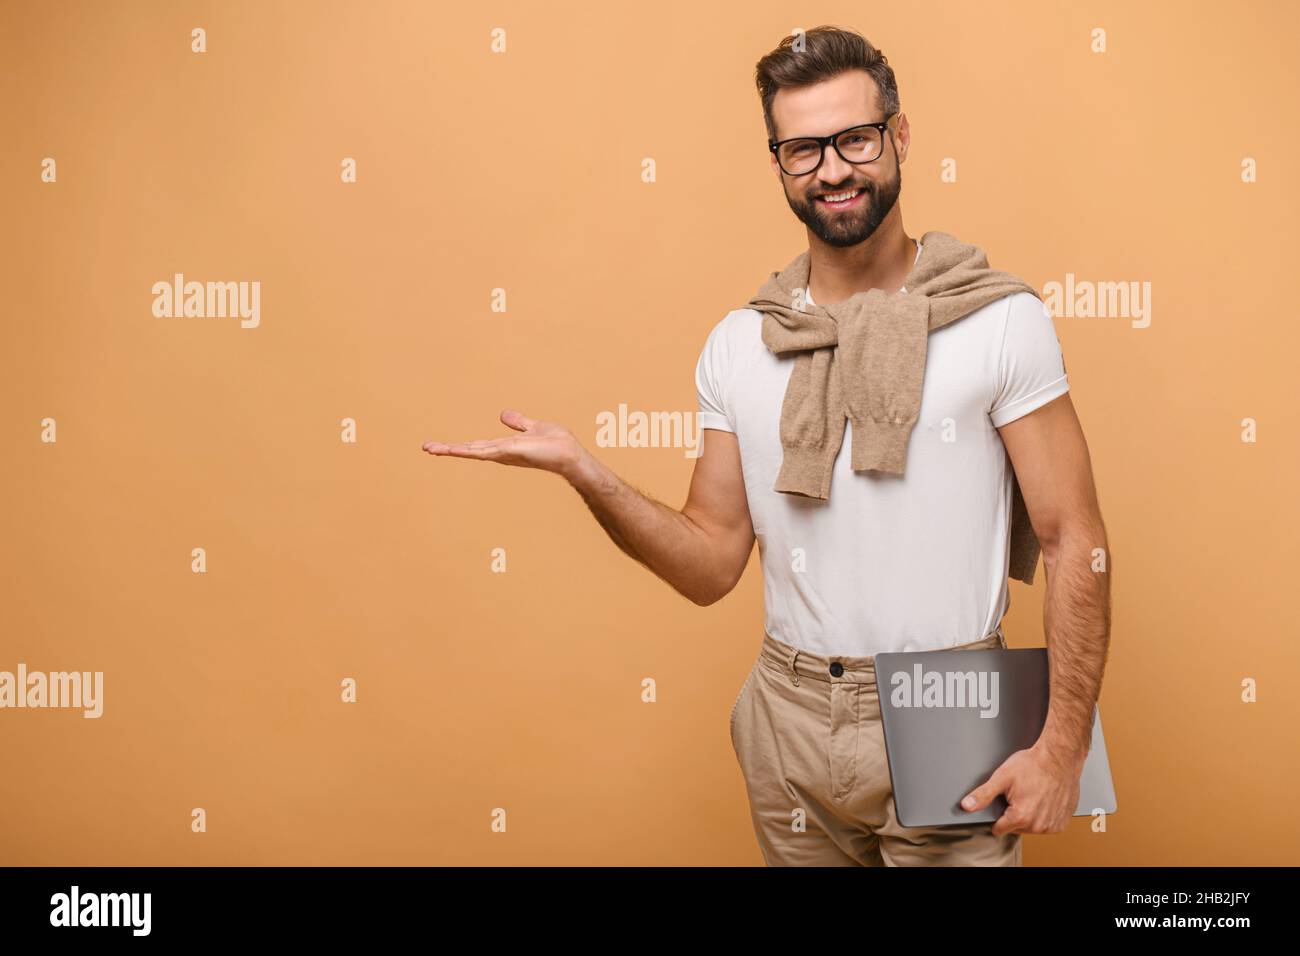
[778,126,884,174]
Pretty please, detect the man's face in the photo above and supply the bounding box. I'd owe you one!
[770,72,907,248]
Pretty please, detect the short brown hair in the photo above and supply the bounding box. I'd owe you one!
[754,26,900,143]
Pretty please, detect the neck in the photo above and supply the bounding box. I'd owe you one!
[807,214,916,305]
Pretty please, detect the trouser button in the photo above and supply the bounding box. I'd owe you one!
[829,661,844,677]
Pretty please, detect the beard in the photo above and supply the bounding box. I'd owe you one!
[784,151,903,249]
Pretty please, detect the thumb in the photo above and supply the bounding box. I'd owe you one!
[962,768,1009,812]
[500,409,536,432]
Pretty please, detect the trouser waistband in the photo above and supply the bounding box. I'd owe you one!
[760,626,1007,688]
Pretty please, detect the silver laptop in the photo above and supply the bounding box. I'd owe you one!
[874,646,1117,828]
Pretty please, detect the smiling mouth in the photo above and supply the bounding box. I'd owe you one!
[815,187,866,210]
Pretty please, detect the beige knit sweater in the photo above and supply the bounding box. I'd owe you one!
[745,229,1045,585]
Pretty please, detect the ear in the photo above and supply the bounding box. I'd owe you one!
[895,112,910,158]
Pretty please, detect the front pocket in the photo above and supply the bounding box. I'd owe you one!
[729,661,759,741]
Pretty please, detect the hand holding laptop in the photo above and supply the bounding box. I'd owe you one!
[874,646,1117,829]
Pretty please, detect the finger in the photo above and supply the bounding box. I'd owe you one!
[426,439,509,459]
[500,409,536,432]
[446,444,506,460]
[991,811,1022,837]
[423,440,479,454]
[962,770,1008,811]
[423,437,500,452]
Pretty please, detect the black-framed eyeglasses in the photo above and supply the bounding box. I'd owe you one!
[768,115,899,176]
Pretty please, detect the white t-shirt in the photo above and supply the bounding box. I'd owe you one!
[694,256,1069,656]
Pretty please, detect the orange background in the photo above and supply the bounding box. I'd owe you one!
[2,0,1297,865]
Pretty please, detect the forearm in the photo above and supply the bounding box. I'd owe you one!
[562,448,731,605]
[1037,522,1113,767]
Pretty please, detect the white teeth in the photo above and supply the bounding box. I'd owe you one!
[820,188,861,203]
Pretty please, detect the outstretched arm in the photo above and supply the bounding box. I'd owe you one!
[423,410,755,606]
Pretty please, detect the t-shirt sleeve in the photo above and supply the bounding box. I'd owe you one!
[989,292,1070,427]
[695,319,736,433]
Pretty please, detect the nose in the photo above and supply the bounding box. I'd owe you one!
[817,143,856,187]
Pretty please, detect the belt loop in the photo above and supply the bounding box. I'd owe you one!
[788,648,801,686]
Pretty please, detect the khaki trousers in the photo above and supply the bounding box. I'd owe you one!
[729,627,1022,867]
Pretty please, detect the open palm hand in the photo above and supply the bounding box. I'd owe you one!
[422,409,582,478]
